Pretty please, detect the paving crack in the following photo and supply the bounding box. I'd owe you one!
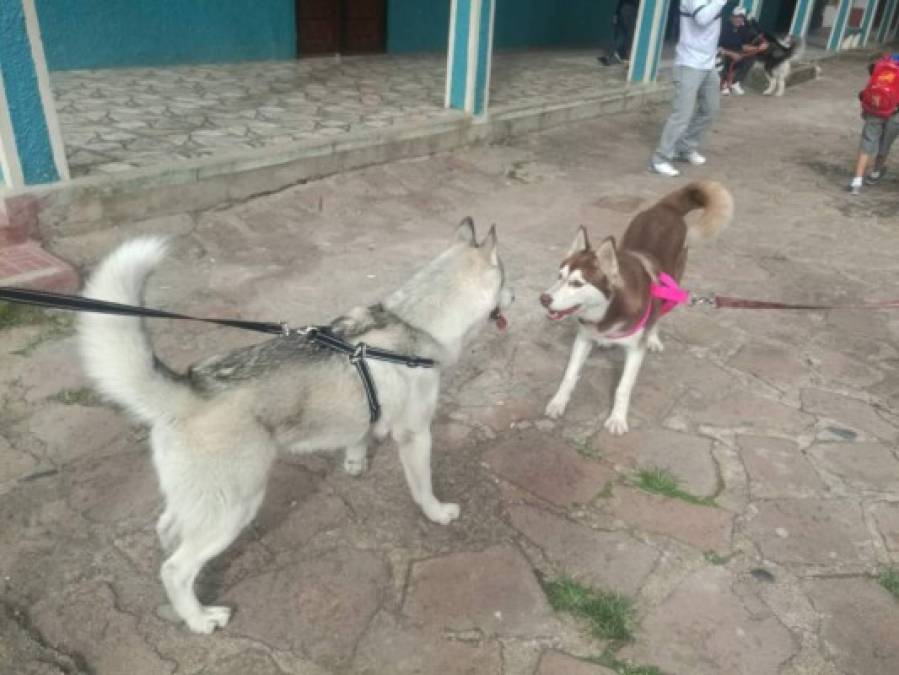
[1,599,95,675]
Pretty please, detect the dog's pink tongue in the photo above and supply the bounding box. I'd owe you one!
[495,313,508,331]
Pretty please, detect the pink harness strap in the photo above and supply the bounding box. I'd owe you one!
[604,272,690,339]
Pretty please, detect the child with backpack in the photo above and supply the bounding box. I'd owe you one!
[849,54,899,195]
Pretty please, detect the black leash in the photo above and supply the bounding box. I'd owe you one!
[0,286,436,423]
[0,286,289,335]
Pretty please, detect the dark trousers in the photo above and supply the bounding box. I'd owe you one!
[615,4,638,59]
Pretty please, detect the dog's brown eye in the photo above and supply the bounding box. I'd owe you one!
[570,280,584,288]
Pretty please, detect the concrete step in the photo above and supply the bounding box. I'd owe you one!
[0,240,79,292]
[0,199,34,247]
[745,61,820,94]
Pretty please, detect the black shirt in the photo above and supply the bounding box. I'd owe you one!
[719,23,754,51]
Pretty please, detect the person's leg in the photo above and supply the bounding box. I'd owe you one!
[854,151,872,180]
[853,117,883,192]
[870,114,899,181]
[620,4,638,59]
[677,68,721,156]
[733,56,755,84]
[721,56,735,90]
[601,15,626,65]
[652,66,704,170]
[613,20,627,61]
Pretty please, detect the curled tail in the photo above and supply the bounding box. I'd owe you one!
[660,180,734,246]
[77,238,197,424]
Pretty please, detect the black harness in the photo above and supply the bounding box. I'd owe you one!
[0,286,436,423]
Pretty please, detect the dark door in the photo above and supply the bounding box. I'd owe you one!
[297,0,386,56]
[342,0,386,54]
[298,0,341,55]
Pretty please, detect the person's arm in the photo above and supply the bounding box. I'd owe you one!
[741,42,765,55]
[682,0,729,27]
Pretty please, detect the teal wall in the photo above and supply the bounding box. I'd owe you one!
[387,0,451,53]
[387,0,615,53]
[495,0,614,49]
[36,0,295,71]
[35,0,619,69]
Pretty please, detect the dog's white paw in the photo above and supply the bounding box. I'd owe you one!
[186,606,231,634]
[545,395,568,419]
[604,413,629,435]
[425,502,460,525]
[343,456,368,477]
[647,333,664,353]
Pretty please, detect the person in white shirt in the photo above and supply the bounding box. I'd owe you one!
[651,0,730,177]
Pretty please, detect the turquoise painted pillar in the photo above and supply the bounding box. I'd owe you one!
[860,0,882,46]
[878,0,899,42]
[743,0,764,19]
[445,0,495,116]
[0,0,67,188]
[789,0,815,36]
[826,0,854,50]
[628,0,670,83]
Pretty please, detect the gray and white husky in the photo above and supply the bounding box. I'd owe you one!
[77,219,513,634]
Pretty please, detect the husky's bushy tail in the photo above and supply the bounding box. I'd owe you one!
[78,238,196,424]
[778,34,805,63]
[788,36,806,63]
[660,180,734,245]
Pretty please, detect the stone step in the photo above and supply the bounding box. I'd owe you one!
[0,240,79,292]
[745,61,820,94]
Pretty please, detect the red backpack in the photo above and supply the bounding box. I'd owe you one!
[860,56,899,118]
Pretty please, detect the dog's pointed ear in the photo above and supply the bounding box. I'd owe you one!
[596,236,622,286]
[480,224,499,265]
[567,226,591,256]
[455,216,476,246]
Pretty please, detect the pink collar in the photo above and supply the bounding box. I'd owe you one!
[602,272,689,339]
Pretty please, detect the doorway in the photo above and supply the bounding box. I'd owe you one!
[296,0,387,56]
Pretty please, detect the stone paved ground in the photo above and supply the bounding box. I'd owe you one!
[3,51,899,674]
[50,50,633,178]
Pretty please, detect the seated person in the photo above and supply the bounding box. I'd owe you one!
[719,7,767,95]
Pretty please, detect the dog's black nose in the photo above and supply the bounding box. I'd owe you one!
[539,293,552,308]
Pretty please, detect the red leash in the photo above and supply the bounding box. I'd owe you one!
[709,295,899,311]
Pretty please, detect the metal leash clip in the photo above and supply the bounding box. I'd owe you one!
[350,343,368,364]
[689,293,717,308]
[287,325,316,337]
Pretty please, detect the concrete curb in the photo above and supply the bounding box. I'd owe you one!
[1,82,672,254]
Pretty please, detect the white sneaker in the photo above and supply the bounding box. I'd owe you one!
[721,86,731,96]
[650,160,680,177]
[731,82,745,96]
[677,150,706,166]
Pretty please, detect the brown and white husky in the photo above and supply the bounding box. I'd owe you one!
[540,181,733,434]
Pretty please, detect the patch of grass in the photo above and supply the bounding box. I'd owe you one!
[543,577,635,642]
[703,551,734,566]
[596,481,615,499]
[635,467,716,507]
[879,567,899,599]
[0,303,48,329]
[50,387,103,407]
[573,438,601,460]
[587,651,666,675]
[10,312,74,356]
